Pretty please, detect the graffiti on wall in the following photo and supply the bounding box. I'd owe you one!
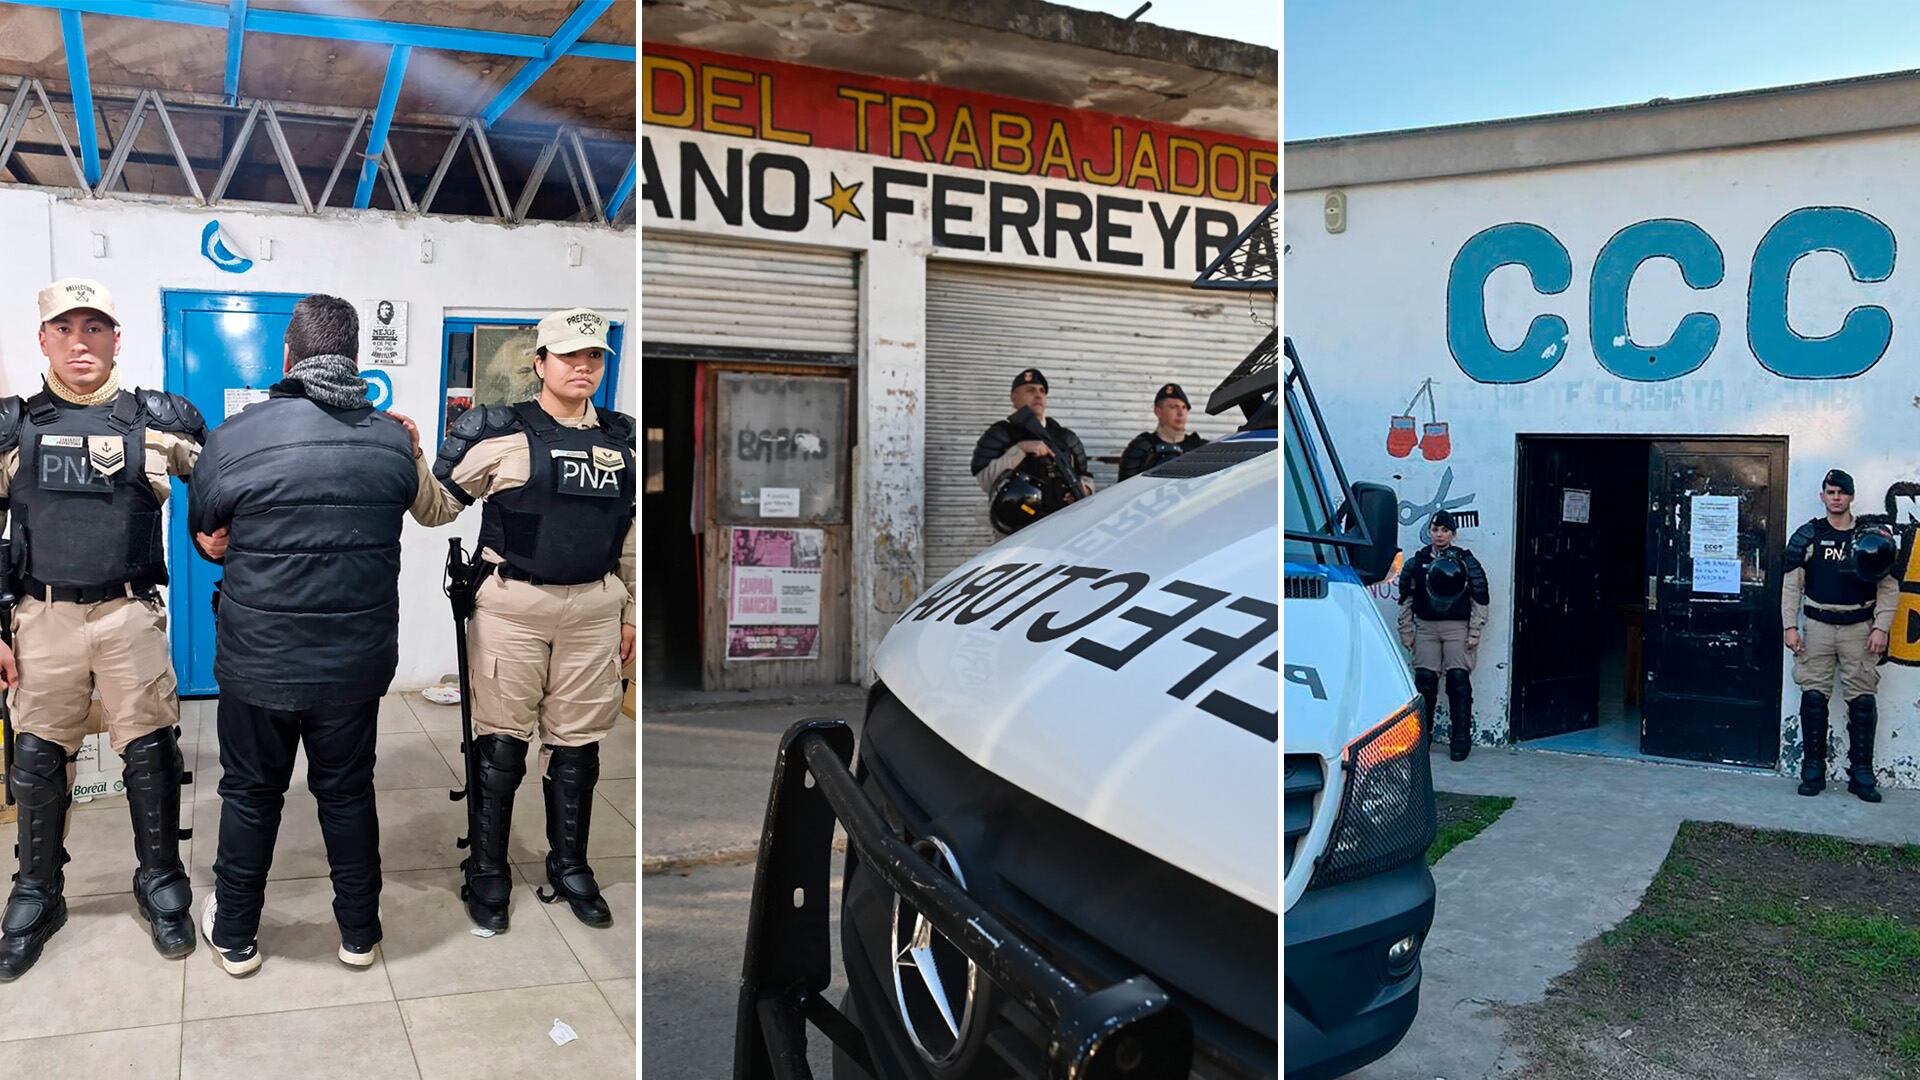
[1387,378,1451,460]
[1446,208,1897,384]
[1397,466,1475,528]
[1871,482,1920,668]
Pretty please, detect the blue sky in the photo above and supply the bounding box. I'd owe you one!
[1286,0,1920,140]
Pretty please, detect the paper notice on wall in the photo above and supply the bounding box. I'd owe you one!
[727,527,824,660]
[224,387,269,419]
[360,299,408,365]
[1689,495,1740,558]
[1692,557,1742,595]
[1562,489,1591,524]
[759,487,800,518]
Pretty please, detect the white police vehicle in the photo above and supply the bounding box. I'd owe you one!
[735,207,1283,1079]
[1282,341,1436,1079]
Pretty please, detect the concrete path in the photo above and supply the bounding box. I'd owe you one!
[1351,747,1920,1080]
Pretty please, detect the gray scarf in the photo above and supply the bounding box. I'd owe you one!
[288,354,369,409]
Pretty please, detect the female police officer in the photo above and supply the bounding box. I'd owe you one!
[409,308,635,930]
[1397,509,1491,761]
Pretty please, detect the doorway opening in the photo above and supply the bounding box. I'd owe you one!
[1510,435,1786,769]
[641,358,702,691]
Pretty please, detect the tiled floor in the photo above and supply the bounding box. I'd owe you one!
[0,693,637,1080]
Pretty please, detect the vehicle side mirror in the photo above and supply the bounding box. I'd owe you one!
[1349,482,1400,586]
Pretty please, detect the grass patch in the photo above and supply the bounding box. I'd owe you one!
[1427,792,1515,865]
[1504,821,1920,1078]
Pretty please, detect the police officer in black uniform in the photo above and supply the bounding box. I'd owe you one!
[1782,468,1897,802]
[1397,510,1491,760]
[971,368,1094,538]
[1118,382,1206,481]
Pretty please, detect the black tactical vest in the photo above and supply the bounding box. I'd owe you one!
[476,402,635,585]
[1792,517,1877,622]
[9,391,178,591]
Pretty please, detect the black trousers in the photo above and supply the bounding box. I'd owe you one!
[211,695,381,949]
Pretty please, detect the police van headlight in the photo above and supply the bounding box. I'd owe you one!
[1309,700,1437,889]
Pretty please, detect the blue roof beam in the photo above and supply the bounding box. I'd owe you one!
[223,0,246,104]
[605,154,635,223]
[480,0,615,129]
[58,8,100,185]
[3,1,635,61]
[353,44,409,210]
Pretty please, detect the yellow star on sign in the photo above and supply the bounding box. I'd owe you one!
[815,174,864,226]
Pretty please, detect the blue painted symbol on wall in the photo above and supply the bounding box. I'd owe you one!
[360,370,393,410]
[1446,207,1897,384]
[200,220,253,274]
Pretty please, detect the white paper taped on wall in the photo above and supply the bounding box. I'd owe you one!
[1689,495,1740,559]
[224,387,270,419]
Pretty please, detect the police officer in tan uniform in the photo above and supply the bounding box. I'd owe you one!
[1782,469,1898,802]
[0,279,206,980]
[408,308,634,931]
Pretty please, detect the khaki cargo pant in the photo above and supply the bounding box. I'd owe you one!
[1411,618,1476,673]
[10,593,178,754]
[469,570,624,772]
[1794,618,1879,701]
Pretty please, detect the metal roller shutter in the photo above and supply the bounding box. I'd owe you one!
[924,261,1270,583]
[642,234,859,355]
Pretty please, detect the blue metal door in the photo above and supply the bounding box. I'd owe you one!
[163,290,303,696]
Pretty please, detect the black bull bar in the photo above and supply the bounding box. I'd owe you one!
[734,718,1195,1080]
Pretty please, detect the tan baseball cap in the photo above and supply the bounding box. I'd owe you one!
[536,307,615,356]
[37,278,119,325]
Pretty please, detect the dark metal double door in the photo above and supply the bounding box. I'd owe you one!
[1513,438,1784,767]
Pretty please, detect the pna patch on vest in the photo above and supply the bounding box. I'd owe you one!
[38,435,113,492]
[552,448,621,498]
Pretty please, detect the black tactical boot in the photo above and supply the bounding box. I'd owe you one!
[123,728,194,959]
[462,735,528,931]
[1845,695,1883,804]
[1445,668,1474,761]
[1414,668,1440,746]
[538,743,611,928]
[0,733,72,981]
[1797,690,1829,796]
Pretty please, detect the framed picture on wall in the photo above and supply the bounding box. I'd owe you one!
[471,325,542,408]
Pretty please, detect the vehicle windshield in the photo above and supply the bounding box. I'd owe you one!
[1285,389,1341,566]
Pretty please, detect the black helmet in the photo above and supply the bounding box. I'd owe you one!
[1853,525,1898,581]
[991,474,1048,534]
[1426,550,1469,606]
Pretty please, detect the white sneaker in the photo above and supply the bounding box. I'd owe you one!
[338,940,378,968]
[199,895,263,977]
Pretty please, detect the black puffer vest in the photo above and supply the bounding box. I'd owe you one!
[187,382,416,708]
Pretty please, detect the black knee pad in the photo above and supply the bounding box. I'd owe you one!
[545,743,600,787]
[120,727,183,782]
[9,732,69,807]
[473,734,529,794]
[1847,694,1876,718]
[1413,669,1440,696]
[1445,668,1472,695]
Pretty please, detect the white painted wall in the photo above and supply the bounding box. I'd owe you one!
[642,129,1271,674]
[0,185,636,690]
[1284,127,1920,786]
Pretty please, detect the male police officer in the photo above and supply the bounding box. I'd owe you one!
[1397,510,1491,761]
[411,308,635,931]
[971,368,1095,537]
[188,295,419,975]
[0,279,206,980]
[1783,469,1897,802]
[1118,383,1206,481]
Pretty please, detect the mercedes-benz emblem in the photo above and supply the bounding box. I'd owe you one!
[890,836,979,1067]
